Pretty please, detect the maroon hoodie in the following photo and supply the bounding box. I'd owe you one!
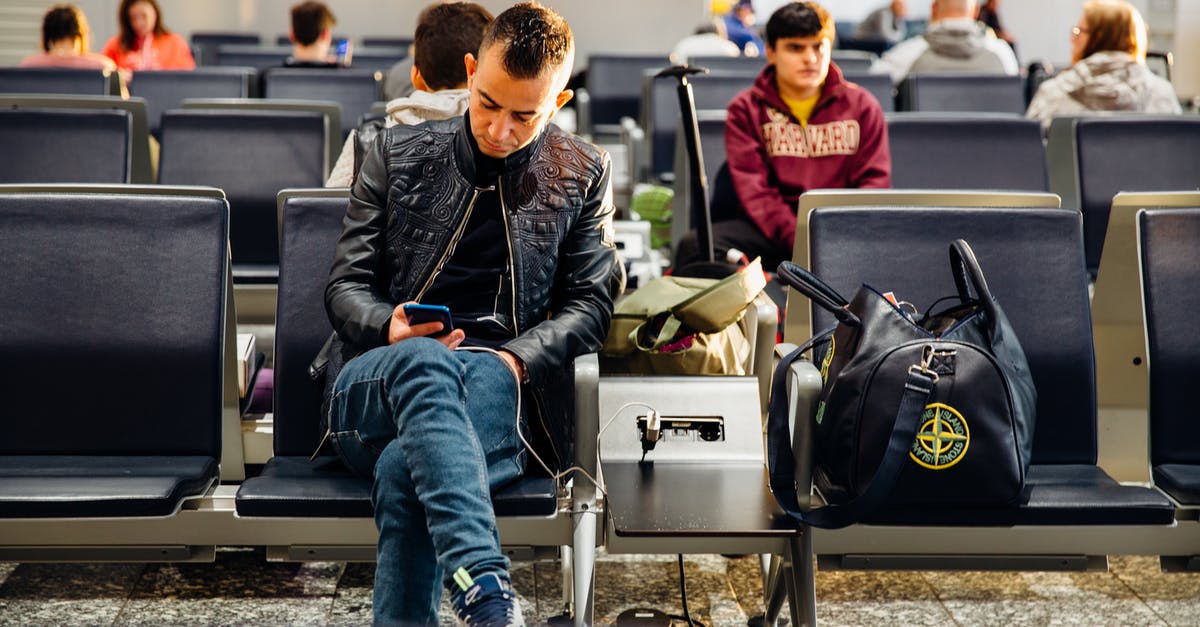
[725,62,891,249]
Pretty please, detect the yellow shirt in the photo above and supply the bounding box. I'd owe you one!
[781,93,820,126]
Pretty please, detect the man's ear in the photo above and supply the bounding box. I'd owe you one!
[319,28,333,43]
[287,29,297,45]
[410,66,429,92]
[464,53,477,83]
[554,89,574,109]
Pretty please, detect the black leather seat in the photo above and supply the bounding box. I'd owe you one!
[261,67,383,139]
[0,108,131,184]
[0,185,228,518]
[1139,206,1200,508]
[886,113,1048,190]
[1075,116,1200,276]
[190,31,260,67]
[158,109,328,283]
[805,205,1174,526]
[0,66,120,96]
[128,67,256,137]
[234,190,556,518]
[897,73,1025,114]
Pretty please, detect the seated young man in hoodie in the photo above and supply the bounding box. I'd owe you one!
[872,0,1019,84]
[326,2,493,187]
[674,1,891,272]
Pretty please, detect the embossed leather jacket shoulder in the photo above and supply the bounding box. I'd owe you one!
[323,117,622,467]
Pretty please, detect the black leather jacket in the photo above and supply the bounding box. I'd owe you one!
[323,116,622,470]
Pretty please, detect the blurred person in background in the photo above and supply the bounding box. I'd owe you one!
[286,1,341,68]
[101,0,194,71]
[724,0,764,56]
[1026,0,1180,128]
[23,4,128,98]
[855,0,908,46]
[977,0,1016,55]
[871,0,1017,84]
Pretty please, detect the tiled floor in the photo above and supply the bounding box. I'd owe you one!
[2,550,1198,625]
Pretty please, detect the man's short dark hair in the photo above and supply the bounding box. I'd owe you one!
[291,1,336,46]
[478,2,573,80]
[765,1,834,48]
[41,4,84,52]
[414,2,494,90]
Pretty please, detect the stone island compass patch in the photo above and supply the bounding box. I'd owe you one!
[910,402,970,470]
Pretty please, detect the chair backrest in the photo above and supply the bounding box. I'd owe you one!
[886,113,1048,190]
[1145,51,1172,82]
[804,203,1095,465]
[1074,116,1200,274]
[348,47,409,72]
[583,54,671,134]
[843,71,895,113]
[644,71,752,181]
[832,50,878,73]
[670,110,730,246]
[0,109,131,184]
[215,44,291,70]
[262,67,382,139]
[158,109,328,278]
[180,97,341,176]
[0,95,154,184]
[685,55,765,74]
[274,189,349,456]
[897,74,1025,114]
[362,36,412,49]
[0,184,227,456]
[1139,206,1200,467]
[128,67,256,137]
[191,31,261,66]
[0,67,120,97]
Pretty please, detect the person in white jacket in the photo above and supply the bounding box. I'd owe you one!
[1026,0,1180,128]
[870,0,1017,84]
[325,2,493,187]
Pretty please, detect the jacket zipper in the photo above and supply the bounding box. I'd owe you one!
[413,185,493,302]
[498,178,521,336]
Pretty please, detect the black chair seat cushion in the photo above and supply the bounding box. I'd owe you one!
[0,455,218,518]
[856,464,1176,526]
[235,456,557,518]
[1153,464,1200,507]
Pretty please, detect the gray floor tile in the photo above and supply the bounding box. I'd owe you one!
[327,562,374,627]
[1111,556,1200,626]
[0,562,144,627]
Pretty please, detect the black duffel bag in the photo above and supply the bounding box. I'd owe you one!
[767,239,1037,529]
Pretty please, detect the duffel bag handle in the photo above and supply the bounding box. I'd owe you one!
[777,261,861,327]
[948,240,1000,329]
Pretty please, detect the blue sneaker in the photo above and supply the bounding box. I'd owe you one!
[450,568,525,627]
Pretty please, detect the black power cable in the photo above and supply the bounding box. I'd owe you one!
[666,554,707,627]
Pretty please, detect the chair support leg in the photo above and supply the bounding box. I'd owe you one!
[572,509,597,627]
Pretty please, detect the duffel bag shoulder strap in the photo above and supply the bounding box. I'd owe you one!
[767,340,938,530]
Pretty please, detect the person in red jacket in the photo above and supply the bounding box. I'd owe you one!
[675,0,890,272]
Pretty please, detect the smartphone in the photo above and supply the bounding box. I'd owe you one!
[403,303,454,337]
[335,39,350,65]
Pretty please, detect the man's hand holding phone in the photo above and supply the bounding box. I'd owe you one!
[389,302,464,349]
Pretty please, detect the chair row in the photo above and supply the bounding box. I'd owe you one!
[0,65,383,139]
[190,31,410,68]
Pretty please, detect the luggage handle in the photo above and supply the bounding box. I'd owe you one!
[777,261,861,327]
[948,240,1000,331]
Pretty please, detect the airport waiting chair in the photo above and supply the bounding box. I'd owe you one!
[128,67,256,137]
[1139,205,1200,571]
[214,44,292,70]
[0,108,131,184]
[180,97,341,172]
[0,184,226,542]
[638,71,752,183]
[579,54,670,139]
[897,73,1025,114]
[346,47,409,72]
[191,31,260,66]
[886,113,1048,190]
[831,49,878,73]
[684,55,765,74]
[0,95,154,184]
[776,192,1181,593]
[0,66,121,97]
[158,109,328,283]
[361,36,412,49]
[1071,116,1200,276]
[843,71,895,112]
[668,110,733,252]
[261,67,382,139]
[233,188,601,624]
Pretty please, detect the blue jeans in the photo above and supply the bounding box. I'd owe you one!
[328,338,526,625]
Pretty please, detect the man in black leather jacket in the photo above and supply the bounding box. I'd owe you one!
[321,3,620,625]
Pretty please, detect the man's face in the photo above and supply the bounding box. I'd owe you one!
[767,35,831,100]
[465,45,573,159]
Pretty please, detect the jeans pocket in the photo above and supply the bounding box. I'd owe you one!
[330,430,381,479]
